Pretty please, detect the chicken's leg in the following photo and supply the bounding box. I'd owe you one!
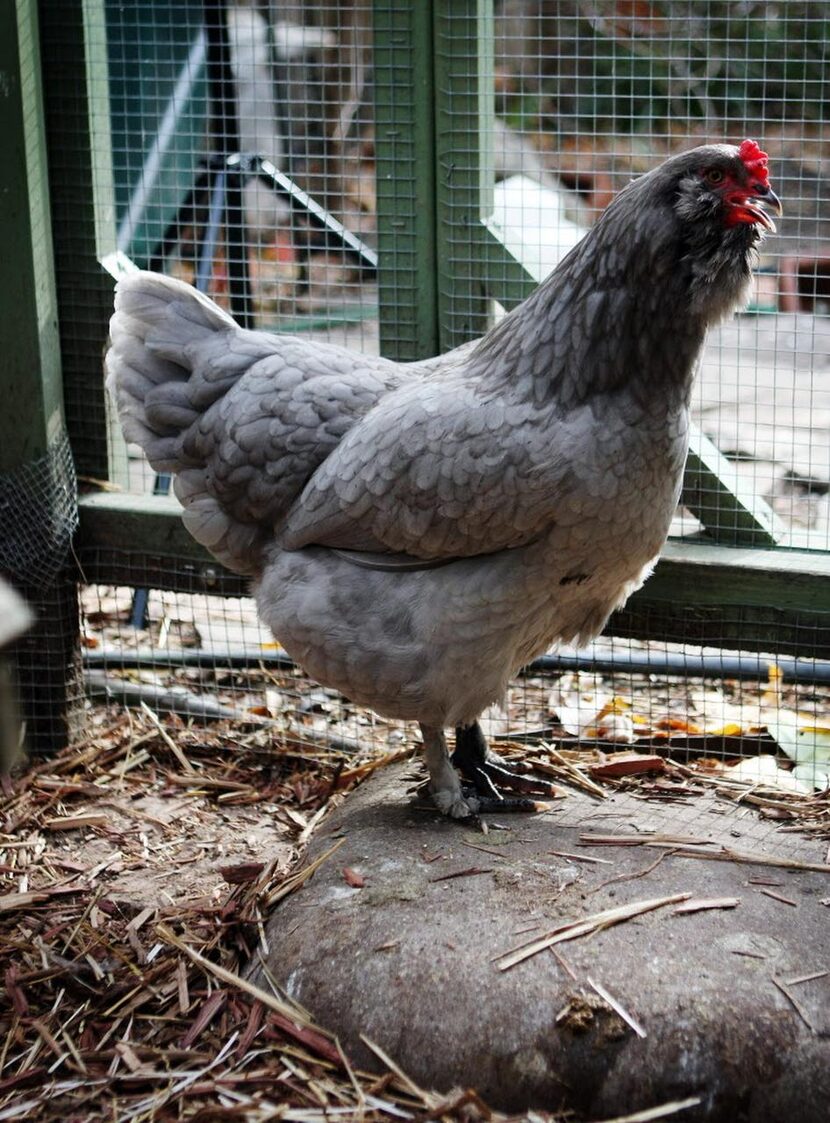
[419,722,555,819]
[451,722,556,810]
[419,724,477,819]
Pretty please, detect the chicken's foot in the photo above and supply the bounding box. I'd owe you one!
[451,722,556,811]
[420,724,477,819]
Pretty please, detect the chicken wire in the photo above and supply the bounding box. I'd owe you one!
[23,2,830,815]
[105,0,376,334]
[490,1,830,548]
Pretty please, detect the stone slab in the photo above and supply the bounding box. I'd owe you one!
[255,762,830,1120]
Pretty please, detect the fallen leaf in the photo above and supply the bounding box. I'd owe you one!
[589,754,665,779]
[218,861,265,885]
[725,754,811,793]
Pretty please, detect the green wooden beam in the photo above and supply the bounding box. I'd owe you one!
[39,0,118,481]
[1,0,83,755]
[372,1,439,361]
[77,492,249,598]
[683,430,783,547]
[77,493,830,659]
[433,0,495,350]
[0,0,64,474]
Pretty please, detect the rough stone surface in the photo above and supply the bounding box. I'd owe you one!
[255,762,830,1120]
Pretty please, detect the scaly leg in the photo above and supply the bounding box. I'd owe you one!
[419,723,478,819]
[451,721,556,810]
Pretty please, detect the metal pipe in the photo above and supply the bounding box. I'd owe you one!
[82,645,830,687]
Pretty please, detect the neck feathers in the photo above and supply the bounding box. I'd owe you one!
[475,181,755,410]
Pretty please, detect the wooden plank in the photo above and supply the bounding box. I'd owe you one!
[39,0,118,481]
[0,0,64,472]
[433,0,495,349]
[372,1,439,360]
[77,492,248,597]
[683,430,783,547]
[77,493,830,657]
[1,0,82,755]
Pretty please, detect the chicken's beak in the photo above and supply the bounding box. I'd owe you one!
[745,185,783,232]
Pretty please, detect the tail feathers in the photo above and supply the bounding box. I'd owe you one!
[106,272,268,574]
[106,271,243,471]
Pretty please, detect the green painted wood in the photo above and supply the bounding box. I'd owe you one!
[77,494,830,658]
[433,0,494,350]
[0,0,64,473]
[1,0,83,756]
[39,0,118,481]
[77,492,249,597]
[683,429,783,547]
[372,1,439,361]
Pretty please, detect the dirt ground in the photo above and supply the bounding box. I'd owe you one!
[2,655,829,1122]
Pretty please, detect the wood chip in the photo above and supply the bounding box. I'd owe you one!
[581,836,830,875]
[673,897,740,914]
[139,702,197,773]
[592,1096,702,1123]
[430,866,494,883]
[589,754,665,779]
[497,893,690,970]
[772,976,816,1032]
[547,848,613,865]
[587,976,647,1037]
[759,888,798,907]
[579,833,713,847]
[44,813,109,831]
[539,746,608,798]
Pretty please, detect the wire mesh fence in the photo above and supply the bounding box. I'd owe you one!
[20,1,830,815]
[490,2,830,550]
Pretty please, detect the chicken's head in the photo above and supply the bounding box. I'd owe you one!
[672,138,782,237]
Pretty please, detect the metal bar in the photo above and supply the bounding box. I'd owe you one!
[372,0,439,359]
[196,168,229,293]
[251,157,377,276]
[82,645,830,688]
[148,168,212,273]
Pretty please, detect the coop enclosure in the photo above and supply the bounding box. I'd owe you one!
[3,1,830,805]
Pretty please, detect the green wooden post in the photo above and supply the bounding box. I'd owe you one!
[38,0,118,482]
[0,0,83,754]
[372,1,439,360]
[432,0,495,350]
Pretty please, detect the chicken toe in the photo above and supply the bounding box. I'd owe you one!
[451,722,556,809]
[419,724,479,819]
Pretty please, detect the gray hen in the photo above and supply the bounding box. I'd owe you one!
[106,140,780,819]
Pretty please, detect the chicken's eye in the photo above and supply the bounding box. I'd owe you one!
[705,168,725,185]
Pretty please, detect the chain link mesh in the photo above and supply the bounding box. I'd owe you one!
[0,430,78,590]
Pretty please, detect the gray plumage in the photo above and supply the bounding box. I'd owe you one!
[106,142,779,818]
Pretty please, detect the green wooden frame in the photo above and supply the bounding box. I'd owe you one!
[16,0,828,673]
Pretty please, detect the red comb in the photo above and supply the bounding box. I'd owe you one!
[738,139,770,185]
